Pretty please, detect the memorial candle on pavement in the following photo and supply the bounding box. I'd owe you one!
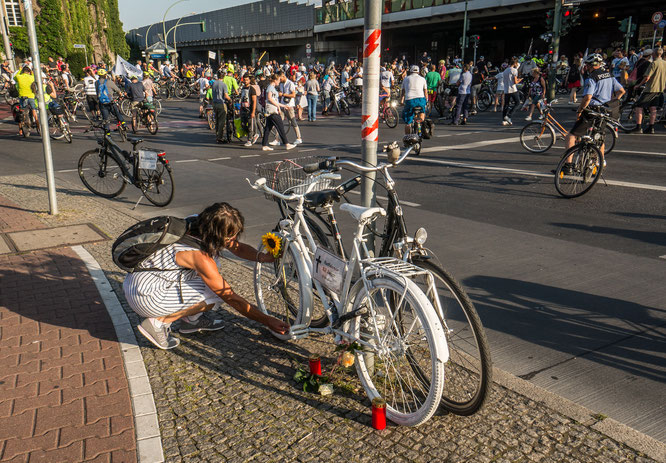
[309,356,322,376]
[372,397,386,430]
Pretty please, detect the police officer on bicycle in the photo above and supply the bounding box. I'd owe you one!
[562,54,625,174]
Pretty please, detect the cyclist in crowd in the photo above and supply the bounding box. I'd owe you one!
[83,68,100,120]
[562,53,625,174]
[400,64,427,135]
[524,67,546,121]
[632,47,666,134]
[261,73,296,151]
[271,71,302,146]
[95,69,125,133]
[501,58,522,126]
[242,73,261,147]
[196,72,210,118]
[211,72,232,144]
[142,71,155,103]
[123,74,146,111]
[425,64,441,115]
[380,65,394,103]
[222,68,239,96]
[14,65,37,136]
[453,63,472,125]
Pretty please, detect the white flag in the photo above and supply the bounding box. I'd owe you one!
[113,55,142,79]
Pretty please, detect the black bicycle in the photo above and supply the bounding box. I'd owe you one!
[131,101,159,135]
[78,122,174,206]
[268,139,492,416]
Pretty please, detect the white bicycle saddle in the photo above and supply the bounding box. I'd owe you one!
[340,203,386,222]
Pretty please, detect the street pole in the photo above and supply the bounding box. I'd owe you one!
[473,41,477,64]
[624,16,632,54]
[22,0,57,215]
[361,0,382,215]
[461,0,468,63]
[547,0,562,101]
[163,0,189,55]
[0,5,15,71]
[145,23,155,52]
[652,29,657,49]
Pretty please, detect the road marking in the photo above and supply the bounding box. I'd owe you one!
[421,136,521,153]
[173,159,199,163]
[435,131,480,138]
[208,157,231,161]
[57,168,79,173]
[412,157,666,192]
[660,255,666,259]
[298,148,317,152]
[240,154,260,158]
[348,190,421,207]
[551,146,666,157]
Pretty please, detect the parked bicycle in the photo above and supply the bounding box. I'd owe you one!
[255,140,492,416]
[79,122,174,206]
[249,163,448,426]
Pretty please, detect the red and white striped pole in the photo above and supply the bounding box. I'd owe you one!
[361,0,382,212]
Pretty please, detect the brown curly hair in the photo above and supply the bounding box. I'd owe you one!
[194,202,244,257]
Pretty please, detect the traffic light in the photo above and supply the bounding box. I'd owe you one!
[545,9,554,29]
[561,8,572,35]
[200,21,206,33]
[570,7,582,27]
[619,18,629,33]
[470,35,480,45]
[459,36,469,47]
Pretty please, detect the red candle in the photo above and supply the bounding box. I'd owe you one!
[309,356,321,376]
[372,397,386,430]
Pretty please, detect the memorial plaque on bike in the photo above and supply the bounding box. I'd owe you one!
[313,247,347,296]
[138,150,158,170]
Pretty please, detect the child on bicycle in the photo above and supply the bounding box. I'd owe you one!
[123,202,289,350]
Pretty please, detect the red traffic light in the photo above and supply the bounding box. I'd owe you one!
[564,10,571,16]
[548,50,554,54]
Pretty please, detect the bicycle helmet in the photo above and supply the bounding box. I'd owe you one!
[584,53,603,66]
[97,69,107,76]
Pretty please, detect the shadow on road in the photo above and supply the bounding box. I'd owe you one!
[551,222,666,247]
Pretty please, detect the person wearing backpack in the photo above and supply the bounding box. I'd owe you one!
[95,69,125,133]
[121,203,289,350]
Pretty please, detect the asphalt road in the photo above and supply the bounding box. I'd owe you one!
[1,97,664,443]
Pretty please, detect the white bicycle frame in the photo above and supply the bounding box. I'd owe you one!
[249,174,445,359]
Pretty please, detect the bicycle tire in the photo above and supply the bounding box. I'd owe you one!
[476,90,493,112]
[78,149,126,198]
[49,118,65,140]
[350,275,446,426]
[520,122,555,153]
[554,143,603,198]
[413,141,421,156]
[140,159,174,207]
[146,113,159,135]
[154,99,162,115]
[120,99,131,117]
[206,110,215,131]
[386,107,398,128]
[175,86,189,100]
[410,257,492,415]
[604,125,617,155]
[342,100,350,115]
[63,121,72,143]
[254,242,310,341]
[619,102,637,132]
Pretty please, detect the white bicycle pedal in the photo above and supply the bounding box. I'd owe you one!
[289,324,309,340]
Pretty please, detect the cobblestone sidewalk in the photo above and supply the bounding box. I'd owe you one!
[0,174,663,463]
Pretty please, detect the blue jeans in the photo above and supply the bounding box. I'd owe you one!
[454,93,470,122]
[307,94,318,121]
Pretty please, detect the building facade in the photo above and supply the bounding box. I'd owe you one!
[127,0,664,67]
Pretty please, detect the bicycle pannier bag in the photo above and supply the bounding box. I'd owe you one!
[112,216,200,272]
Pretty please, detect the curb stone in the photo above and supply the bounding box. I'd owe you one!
[72,245,165,463]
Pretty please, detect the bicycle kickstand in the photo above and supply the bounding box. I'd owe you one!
[132,194,144,210]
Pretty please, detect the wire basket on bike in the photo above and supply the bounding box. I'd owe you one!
[255,156,332,201]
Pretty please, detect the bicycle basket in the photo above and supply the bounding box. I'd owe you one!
[255,156,332,201]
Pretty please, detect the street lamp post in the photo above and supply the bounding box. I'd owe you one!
[163,0,189,54]
[167,13,196,63]
[144,23,155,52]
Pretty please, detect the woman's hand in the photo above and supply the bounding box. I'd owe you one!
[266,316,290,335]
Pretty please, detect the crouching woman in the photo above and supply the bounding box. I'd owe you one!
[123,202,289,349]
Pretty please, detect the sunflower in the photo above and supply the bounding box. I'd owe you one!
[262,232,282,258]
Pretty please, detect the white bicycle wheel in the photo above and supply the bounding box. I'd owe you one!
[349,276,447,426]
[254,242,311,341]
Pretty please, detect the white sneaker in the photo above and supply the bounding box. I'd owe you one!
[538,114,544,120]
[285,143,296,150]
[252,134,259,144]
[505,117,512,125]
[262,146,273,151]
[503,116,509,121]
[525,116,532,121]
[502,121,510,126]
[294,139,303,145]
[269,140,280,146]
[243,141,252,147]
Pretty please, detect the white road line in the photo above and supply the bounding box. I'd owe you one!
[660,255,666,259]
[208,157,231,161]
[173,159,199,163]
[551,146,666,157]
[298,148,317,152]
[348,190,421,207]
[421,136,521,153]
[413,157,666,192]
[57,168,80,173]
[435,131,480,138]
[240,154,260,158]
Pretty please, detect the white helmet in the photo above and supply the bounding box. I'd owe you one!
[584,53,603,66]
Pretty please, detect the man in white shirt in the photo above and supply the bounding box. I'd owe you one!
[401,65,428,134]
[271,71,303,145]
[502,58,522,125]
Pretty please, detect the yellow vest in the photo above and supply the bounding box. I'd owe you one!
[14,72,35,98]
